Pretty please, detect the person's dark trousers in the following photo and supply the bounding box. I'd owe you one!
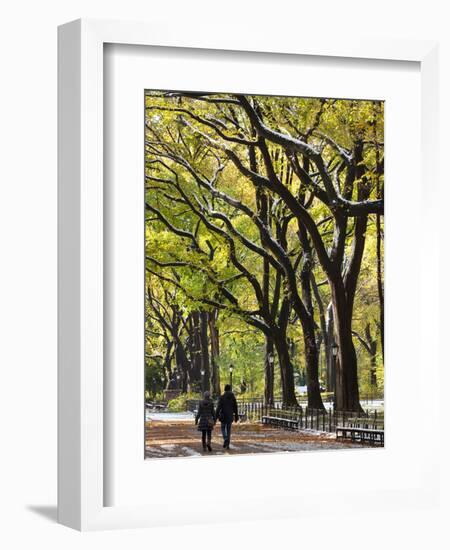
[221,422,232,446]
[201,429,211,448]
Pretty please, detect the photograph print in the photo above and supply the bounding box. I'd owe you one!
[144,91,384,459]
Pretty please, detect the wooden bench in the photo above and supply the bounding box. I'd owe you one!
[336,426,384,446]
[262,415,299,430]
[347,417,384,430]
[145,402,167,411]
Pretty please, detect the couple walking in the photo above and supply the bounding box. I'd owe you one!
[195,385,238,452]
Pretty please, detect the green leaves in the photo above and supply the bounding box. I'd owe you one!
[144,91,384,398]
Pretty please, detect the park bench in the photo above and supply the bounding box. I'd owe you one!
[336,425,384,446]
[262,415,299,430]
[145,401,167,410]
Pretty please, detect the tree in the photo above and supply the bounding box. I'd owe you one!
[145,92,384,412]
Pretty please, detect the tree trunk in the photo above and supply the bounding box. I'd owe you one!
[302,319,325,409]
[376,213,384,361]
[162,341,173,389]
[330,277,363,413]
[274,300,299,407]
[208,309,221,397]
[264,335,274,405]
[364,323,378,386]
[188,312,202,392]
[273,332,298,407]
[297,223,325,410]
[374,103,384,361]
[199,311,211,393]
[256,183,277,407]
[325,302,335,392]
[311,275,331,389]
[323,144,369,413]
[174,339,189,393]
[370,353,377,386]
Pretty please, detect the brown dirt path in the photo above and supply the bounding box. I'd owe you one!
[145,419,361,459]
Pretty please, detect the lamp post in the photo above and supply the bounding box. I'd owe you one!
[200,369,205,394]
[268,353,274,391]
[331,342,339,359]
[229,365,234,389]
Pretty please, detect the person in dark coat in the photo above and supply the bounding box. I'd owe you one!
[195,391,216,452]
[215,384,238,449]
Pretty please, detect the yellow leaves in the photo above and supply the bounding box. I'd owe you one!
[146,230,180,257]
[145,90,384,336]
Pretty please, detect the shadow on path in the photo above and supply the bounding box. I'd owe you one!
[145,420,361,459]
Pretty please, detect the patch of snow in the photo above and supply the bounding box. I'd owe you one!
[298,428,336,438]
[146,411,195,421]
[323,400,384,412]
[180,447,202,456]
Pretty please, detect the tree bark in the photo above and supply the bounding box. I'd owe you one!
[174,338,189,393]
[376,214,384,361]
[188,312,202,392]
[329,148,369,413]
[325,302,335,392]
[374,101,385,361]
[370,348,377,386]
[274,299,299,407]
[330,276,363,412]
[311,275,333,392]
[208,309,221,397]
[302,318,324,409]
[199,310,211,393]
[255,159,276,407]
[364,323,378,386]
[298,222,325,409]
[264,335,275,405]
[273,332,298,406]
[162,341,173,389]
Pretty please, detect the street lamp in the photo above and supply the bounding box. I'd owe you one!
[332,342,339,357]
[229,365,234,389]
[268,353,274,365]
[200,369,205,393]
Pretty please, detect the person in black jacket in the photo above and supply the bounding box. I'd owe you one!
[215,384,238,449]
[195,391,216,452]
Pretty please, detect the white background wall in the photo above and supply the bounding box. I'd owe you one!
[1,1,449,548]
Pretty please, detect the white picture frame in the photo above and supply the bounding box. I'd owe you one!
[58,18,440,531]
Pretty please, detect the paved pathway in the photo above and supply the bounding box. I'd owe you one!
[145,418,361,459]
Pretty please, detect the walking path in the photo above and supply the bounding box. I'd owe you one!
[145,416,361,459]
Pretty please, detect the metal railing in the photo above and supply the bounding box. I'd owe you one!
[238,401,384,433]
[180,397,384,434]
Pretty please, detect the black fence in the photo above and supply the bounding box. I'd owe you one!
[236,393,383,407]
[177,397,384,435]
[238,401,384,434]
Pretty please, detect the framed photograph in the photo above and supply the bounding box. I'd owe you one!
[58,18,439,530]
[142,90,386,458]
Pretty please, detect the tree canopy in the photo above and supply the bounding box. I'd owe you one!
[145,92,384,412]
